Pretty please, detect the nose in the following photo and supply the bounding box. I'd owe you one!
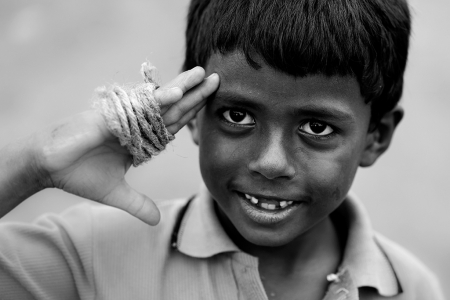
[247,131,296,180]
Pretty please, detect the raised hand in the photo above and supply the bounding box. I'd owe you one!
[0,67,219,225]
[157,67,218,135]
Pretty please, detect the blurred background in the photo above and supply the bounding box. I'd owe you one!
[0,0,449,297]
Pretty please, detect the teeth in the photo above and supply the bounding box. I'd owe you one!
[243,192,295,210]
[267,204,276,210]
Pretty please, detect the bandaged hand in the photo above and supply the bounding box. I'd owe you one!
[95,64,218,166]
[28,66,219,225]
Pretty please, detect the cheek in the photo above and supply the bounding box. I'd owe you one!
[198,128,248,187]
[304,129,368,201]
[305,150,360,203]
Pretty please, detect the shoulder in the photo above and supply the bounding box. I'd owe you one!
[374,233,445,300]
[55,198,190,228]
[375,233,437,283]
[43,198,193,252]
[59,198,194,269]
[76,197,191,236]
[83,198,191,224]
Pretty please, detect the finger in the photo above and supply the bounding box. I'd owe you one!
[154,67,206,114]
[165,99,206,134]
[163,73,219,128]
[154,87,183,115]
[101,179,161,225]
[160,66,205,93]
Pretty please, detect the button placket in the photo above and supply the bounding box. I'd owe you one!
[323,268,358,300]
[231,253,268,300]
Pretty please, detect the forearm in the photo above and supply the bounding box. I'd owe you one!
[0,135,47,217]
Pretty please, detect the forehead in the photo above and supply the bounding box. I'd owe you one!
[204,52,369,120]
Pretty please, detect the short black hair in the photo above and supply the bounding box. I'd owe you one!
[183,0,411,122]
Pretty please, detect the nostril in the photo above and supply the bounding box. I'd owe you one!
[248,133,296,180]
[247,154,296,180]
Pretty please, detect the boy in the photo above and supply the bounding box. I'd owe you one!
[0,0,445,299]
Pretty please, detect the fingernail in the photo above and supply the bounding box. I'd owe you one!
[169,87,183,96]
[206,73,218,79]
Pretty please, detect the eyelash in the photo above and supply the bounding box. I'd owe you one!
[219,108,255,128]
[218,108,337,139]
[298,120,337,140]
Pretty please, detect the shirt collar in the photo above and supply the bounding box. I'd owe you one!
[336,191,401,297]
[176,184,239,257]
[176,186,401,297]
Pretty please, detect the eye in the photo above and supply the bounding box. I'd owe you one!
[299,121,334,136]
[222,109,255,125]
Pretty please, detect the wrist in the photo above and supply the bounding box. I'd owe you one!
[0,134,48,213]
[27,132,53,190]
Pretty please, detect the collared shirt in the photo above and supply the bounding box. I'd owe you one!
[0,185,445,300]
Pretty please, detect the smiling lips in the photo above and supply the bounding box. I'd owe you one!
[243,193,295,210]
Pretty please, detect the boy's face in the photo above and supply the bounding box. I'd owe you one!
[190,52,373,247]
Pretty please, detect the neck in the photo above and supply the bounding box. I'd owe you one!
[215,203,343,299]
[215,203,342,276]
[254,219,340,275]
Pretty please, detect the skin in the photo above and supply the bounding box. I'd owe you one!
[0,67,220,225]
[189,52,402,299]
[0,52,401,299]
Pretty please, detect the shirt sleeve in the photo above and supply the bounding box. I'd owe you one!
[0,203,97,300]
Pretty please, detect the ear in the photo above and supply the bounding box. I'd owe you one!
[359,106,404,167]
[187,117,200,145]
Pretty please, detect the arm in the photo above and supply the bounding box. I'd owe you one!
[0,204,97,300]
[0,67,219,225]
[0,135,47,215]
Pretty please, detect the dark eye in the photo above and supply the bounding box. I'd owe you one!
[299,121,333,136]
[223,109,255,125]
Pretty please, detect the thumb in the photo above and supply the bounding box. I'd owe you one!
[101,179,161,225]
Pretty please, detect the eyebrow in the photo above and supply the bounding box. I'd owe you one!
[292,104,356,124]
[213,91,356,124]
[212,92,264,110]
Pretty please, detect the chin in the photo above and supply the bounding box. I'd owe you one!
[247,236,292,248]
[235,221,302,248]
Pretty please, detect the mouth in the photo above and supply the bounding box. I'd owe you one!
[234,190,304,225]
[239,192,297,211]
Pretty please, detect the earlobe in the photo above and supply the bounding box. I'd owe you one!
[359,106,404,167]
[187,118,200,145]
